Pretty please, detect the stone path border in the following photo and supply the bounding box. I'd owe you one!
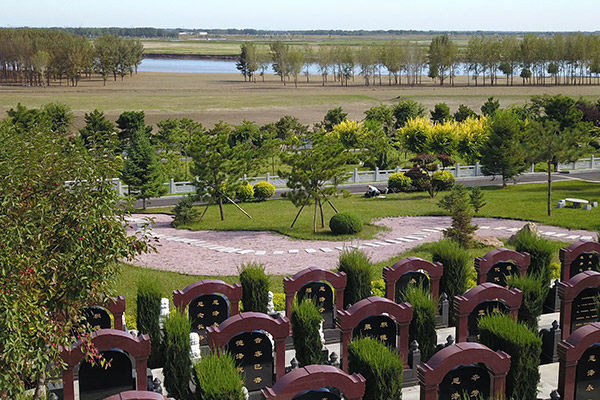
[129,214,596,276]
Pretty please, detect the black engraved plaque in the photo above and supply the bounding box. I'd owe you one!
[571,287,600,334]
[297,281,334,328]
[226,331,273,392]
[394,270,430,303]
[486,261,518,288]
[467,300,508,342]
[570,252,600,280]
[352,314,397,349]
[575,343,600,400]
[79,349,134,400]
[83,306,112,331]
[292,388,342,400]
[439,364,491,400]
[188,293,229,345]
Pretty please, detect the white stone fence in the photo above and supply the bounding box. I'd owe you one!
[112,155,599,196]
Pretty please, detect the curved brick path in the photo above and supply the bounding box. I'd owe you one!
[128,214,596,276]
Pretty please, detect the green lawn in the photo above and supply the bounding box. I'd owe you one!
[145,180,600,241]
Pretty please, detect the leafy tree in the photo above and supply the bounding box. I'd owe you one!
[0,117,149,398]
[321,107,348,132]
[430,103,452,123]
[270,41,289,83]
[454,104,478,122]
[520,68,532,85]
[188,122,256,221]
[438,184,478,248]
[481,96,500,117]
[480,110,528,187]
[121,128,166,209]
[288,47,304,88]
[279,132,349,233]
[79,109,115,148]
[237,42,258,82]
[428,35,458,86]
[392,99,426,129]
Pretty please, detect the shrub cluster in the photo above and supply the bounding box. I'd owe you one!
[430,239,471,318]
[172,195,199,225]
[253,181,275,201]
[235,182,254,202]
[431,170,455,191]
[163,311,192,399]
[329,211,363,235]
[387,172,412,193]
[194,351,244,400]
[401,286,437,361]
[290,299,324,366]
[348,337,403,400]
[508,274,546,331]
[405,167,431,192]
[238,262,269,314]
[136,274,163,368]
[511,229,554,289]
[338,249,374,307]
[478,313,542,400]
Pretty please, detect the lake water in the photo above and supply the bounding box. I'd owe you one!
[138,57,470,76]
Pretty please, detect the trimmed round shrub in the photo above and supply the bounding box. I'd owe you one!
[387,172,412,193]
[291,299,324,366]
[238,262,269,314]
[235,182,254,202]
[253,181,275,201]
[338,249,374,307]
[329,212,363,235]
[194,351,244,400]
[348,337,404,400]
[431,170,455,191]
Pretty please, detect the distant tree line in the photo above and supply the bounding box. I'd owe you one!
[54,27,178,39]
[0,29,143,86]
[237,33,600,87]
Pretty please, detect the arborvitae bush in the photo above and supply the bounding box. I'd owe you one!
[402,286,437,361]
[478,313,542,400]
[290,299,323,366]
[387,172,412,193]
[238,262,269,314]
[329,212,363,235]
[430,239,471,320]
[338,249,373,307]
[511,229,553,289]
[194,351,244,400]
[173,195,199,226]
[508,274,546,331]
[348,337,403,400]
[137,274,163,368]
[252,181,275,201]
[163,311,192,399]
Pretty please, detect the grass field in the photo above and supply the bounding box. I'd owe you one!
[2,71,600,131]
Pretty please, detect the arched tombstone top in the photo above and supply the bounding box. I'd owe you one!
[104,391,167,400]
[475,248,530,284]
[384,257,444,283]
[560,240,600,281]
[284,268,347,293]
[558,322,600,363]
[60,329,151,368]
[261,365,366,400]
[418,342,511,387]
[455,283,523,316]
[337,296,413,331]
[173,279,242,311]
[558,271,600,301]
[85,296,126,330]
[206,312,290,347]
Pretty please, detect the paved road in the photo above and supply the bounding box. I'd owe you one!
[135,170,600,209]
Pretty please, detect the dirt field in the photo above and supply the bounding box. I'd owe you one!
[2,72,600,130]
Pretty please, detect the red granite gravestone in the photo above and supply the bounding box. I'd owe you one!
[384,257,444,301]
[418,342,511,400]
[454,283,522,343]
[475,248,530,288]
[59,329,151,400]
[261,365,366,400]
[207,312,290,392]
[84,295,127,331]
[337,296,413,372]
[560,240,600,282]
[284,268,347,329]
[558,322,600,400]
[103,391,167,400]
[173,279,242,344]
[558,271,600,339]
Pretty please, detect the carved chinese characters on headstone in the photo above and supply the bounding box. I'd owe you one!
[576,343,600,400]
[394,271,430,303]
[226,331,273,391]
[298,282,334,328]
[291,388,342,400]
[571,288,600,334]
[486,261,518,288]
[571,253,600,280]
[352,315,396,349]
[467,300,508,342]
[79,349,134,400]
[439,364,491,400]
[189,294,229,345]
[83,306,111,331]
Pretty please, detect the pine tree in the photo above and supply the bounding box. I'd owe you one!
[121,128,166,209]
[79,109,115,149]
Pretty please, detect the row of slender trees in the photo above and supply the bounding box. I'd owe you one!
[0,29,144,86]
[237,33,600,87]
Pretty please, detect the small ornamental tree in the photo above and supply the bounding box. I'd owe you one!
[430,103,452,123]
[0,118,150,398]
[469,186,486,214]
[438,184,478,248]
[79,109,115,149]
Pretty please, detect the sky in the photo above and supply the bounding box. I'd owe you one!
[1,0,598,32]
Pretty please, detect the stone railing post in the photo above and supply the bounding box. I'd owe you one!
[169,179,175,194]
[531,163,535,173]
[353,168,358,183]
[474,162,480,176]
[591,154,595,169]
[374,167,379,182]
[455,163,460,178]
[266,173,270,183]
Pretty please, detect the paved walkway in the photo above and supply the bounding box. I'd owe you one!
[129,214,596,276]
